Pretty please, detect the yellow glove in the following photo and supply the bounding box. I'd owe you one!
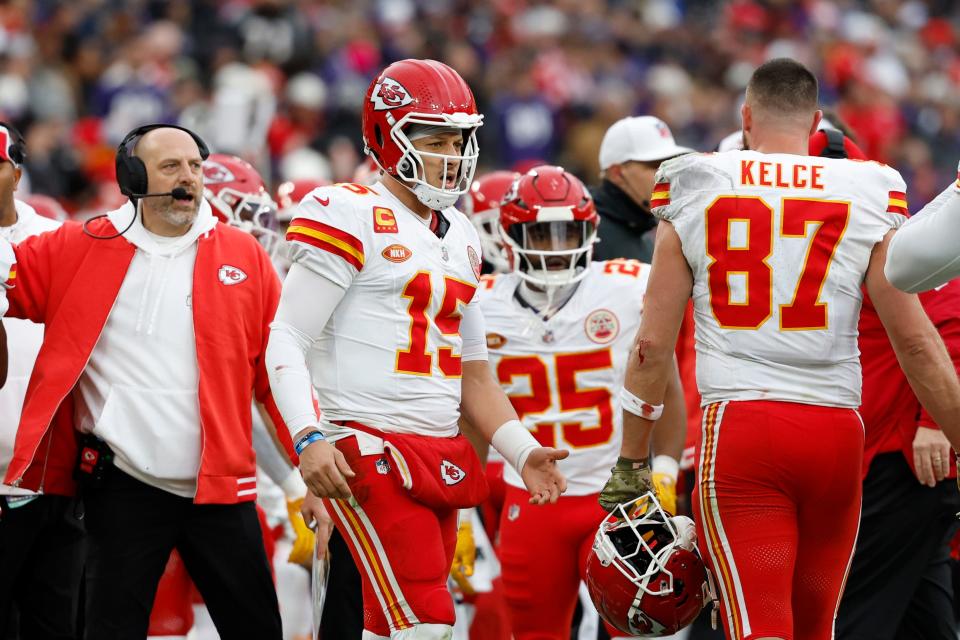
[652,472,677,515]
[287,497,317,569]
[449,515,476,595]
[651,455,679,515]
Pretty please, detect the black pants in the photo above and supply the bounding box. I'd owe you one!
[319,527,363,639]
[836,453,960,640]
[0,494,86,640]
[82,469,281,640]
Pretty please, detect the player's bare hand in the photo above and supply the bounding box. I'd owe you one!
[300,490,335,560]
[521,447,568,505]
[299,439,355,500]
[599,457,653,513]
[912,426,952,487]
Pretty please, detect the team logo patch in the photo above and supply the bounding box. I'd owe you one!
[584,308,619,344]
[376,457,391,475]
[507,504,521,522]
[373,206,398,233]
[486,332,508,349]
[440,459,466,486]
[370,77,413,111]
[218,265,247,286]
[202,161,235,185]
[381,244,412,263]
[467,245,481,281]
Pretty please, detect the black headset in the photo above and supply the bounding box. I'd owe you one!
[0,121,26,165]
[115,123,209,201]
[83,124,210,240]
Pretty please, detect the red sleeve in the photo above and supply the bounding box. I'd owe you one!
[916,279,960,429]
[6,224,62,322]
[252,250,298,464]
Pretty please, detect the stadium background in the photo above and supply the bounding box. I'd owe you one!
[4,0,959,216]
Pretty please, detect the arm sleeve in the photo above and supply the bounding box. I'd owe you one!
[266,263,346,439]
[460,294,488,362]
[885,180,960,293]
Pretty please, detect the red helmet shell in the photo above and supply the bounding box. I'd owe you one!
[275,178,331,222]
[202,153,271,224]
[586,544,710,635]
[499,165,597,230]
[362,58,479,175]
[464,171,519,217]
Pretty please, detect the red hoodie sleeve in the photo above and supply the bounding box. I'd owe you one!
[6,223,62,322]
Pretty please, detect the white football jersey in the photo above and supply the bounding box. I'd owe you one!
[479,260,650,495]
[653,151,907,407]
[288,181,484,437]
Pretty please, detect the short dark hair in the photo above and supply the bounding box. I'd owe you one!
[747,58,818,115]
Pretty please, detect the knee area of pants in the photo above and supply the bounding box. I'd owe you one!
[391,623,453,640]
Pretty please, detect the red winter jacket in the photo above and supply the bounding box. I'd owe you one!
[3,217,295,503]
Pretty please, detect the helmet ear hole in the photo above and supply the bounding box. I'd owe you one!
[374,124,384,149]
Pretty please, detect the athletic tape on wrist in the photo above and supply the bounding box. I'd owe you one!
[491,419,539,474]
[620,387,664,421]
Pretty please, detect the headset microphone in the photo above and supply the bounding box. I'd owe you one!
[82,188,196,240]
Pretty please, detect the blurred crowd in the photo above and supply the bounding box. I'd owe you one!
[1,0,959,216]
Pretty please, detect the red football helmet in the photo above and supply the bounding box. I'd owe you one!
[463,171,519,274]
[22,194,68,221]
[202,154,280,257]
[275,178,330,223]
[499,165,598,288]
[362,58,483,210]
[586,493,715,636]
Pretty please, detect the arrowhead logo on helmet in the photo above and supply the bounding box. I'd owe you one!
[370,77,413,111]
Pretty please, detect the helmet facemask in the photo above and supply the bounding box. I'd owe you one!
[207,186,281,259]
[471,207,510,273]
[384,114,481,210]
[503,219,597,290]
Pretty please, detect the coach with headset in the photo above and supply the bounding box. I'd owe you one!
[1,124,286,638]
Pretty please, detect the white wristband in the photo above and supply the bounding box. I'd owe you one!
[491,419,539,475]
[280,467,308,500]
[652,455,680,482]
[620,387,664,421]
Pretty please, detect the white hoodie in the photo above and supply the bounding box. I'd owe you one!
[73,199,218,497]
[0,200,61,496]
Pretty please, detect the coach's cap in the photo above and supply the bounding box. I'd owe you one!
[599,116,692,170]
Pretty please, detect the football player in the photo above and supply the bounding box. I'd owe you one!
[265,59,568,639]
[600,58,960,640]
[478,166,686,638]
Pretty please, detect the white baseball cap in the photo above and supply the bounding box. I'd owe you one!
[598,116,693,169]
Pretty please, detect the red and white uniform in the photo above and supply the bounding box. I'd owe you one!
[479,261,648,638]
[288,181,485,438]
[275,181,487,637]
[653,151,907,640]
